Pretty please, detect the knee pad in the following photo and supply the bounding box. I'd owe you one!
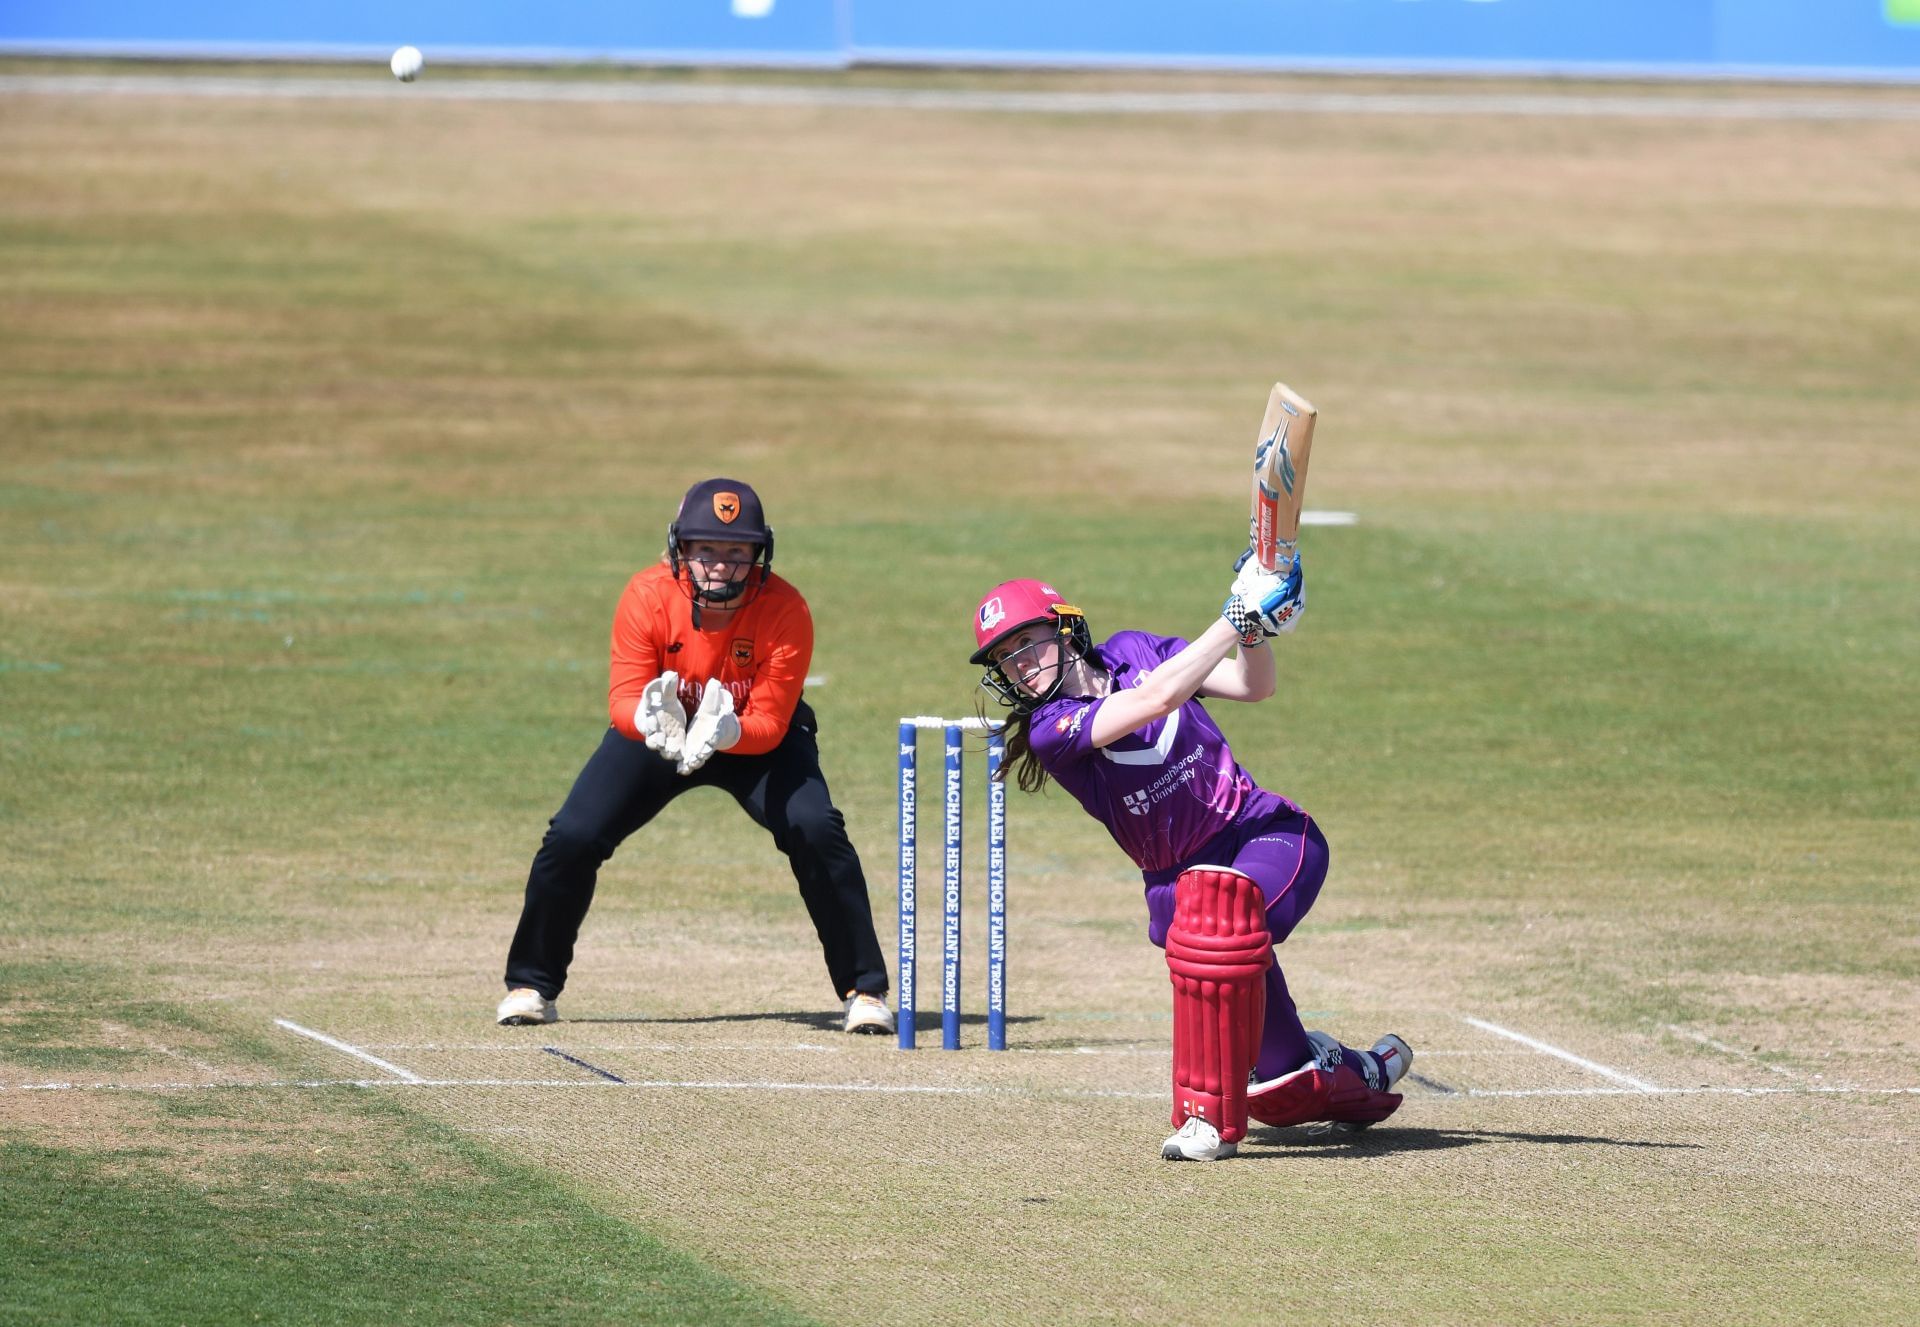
[1166,867,1272,1145]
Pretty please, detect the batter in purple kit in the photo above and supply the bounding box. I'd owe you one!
[970,560,1412,1161]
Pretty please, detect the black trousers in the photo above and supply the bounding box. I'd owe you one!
[504,700,889,1003]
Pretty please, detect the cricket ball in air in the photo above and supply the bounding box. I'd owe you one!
[390,46,424,82]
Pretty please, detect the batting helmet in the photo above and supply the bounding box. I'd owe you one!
[668,477,775,607]
[970,578,1091,712]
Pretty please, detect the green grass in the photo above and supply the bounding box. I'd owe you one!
[0,1123,819,1327]
[0,961,814,1326]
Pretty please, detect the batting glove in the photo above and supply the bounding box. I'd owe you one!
[637,671,688,760]
[677,678,743,776]
[1223,554,1306,641]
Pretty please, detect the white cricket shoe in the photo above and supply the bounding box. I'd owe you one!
[1161,1116,1237,1162]
[842,991,896,1036]
[496,988,557,1026]
[1370,1033,1413,1090]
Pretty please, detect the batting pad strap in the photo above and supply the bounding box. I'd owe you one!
[1167,867,1272,1145]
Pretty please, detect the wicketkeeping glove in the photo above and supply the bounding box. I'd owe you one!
[637,670,688,760]
[676,678,743,776]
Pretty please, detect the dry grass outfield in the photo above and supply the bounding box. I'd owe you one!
[3,68,1918,1324]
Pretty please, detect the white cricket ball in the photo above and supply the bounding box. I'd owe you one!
[389,46,424,82]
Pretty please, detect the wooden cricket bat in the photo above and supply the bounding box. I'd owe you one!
[1249,382,1317,575]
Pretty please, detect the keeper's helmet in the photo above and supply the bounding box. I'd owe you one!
[970,578,1091,712]
[668,477,775,608]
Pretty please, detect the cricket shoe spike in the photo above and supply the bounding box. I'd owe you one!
[1162,1116,1238,1162]
[496,988,557,1026]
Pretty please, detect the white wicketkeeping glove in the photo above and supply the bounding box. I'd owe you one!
[637,670,688,760]
[676,678,742,776]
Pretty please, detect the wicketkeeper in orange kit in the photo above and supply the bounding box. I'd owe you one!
[496,478,894,1035]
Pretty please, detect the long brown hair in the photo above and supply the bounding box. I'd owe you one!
[995,708,1051,794]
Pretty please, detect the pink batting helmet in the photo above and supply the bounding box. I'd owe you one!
[969,579,1082,664]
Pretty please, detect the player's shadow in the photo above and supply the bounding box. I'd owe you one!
[1245,1126,1704,1157]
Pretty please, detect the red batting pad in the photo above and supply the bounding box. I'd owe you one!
[1247,1060,1403,1129]
[1166,868,1271,1145]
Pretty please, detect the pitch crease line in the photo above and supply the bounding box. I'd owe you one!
[274,1018,424,1082]
[1462,1015,1659,1092]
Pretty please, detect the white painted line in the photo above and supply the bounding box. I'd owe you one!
[1299,510,1357,526]
[100,1020,223,1076]
[274,1018,424,1083]
[1659,1024,1858,1089]
[363,1040,1171,1056]
[362,1040,851,1053]
[231,1039,1544,1063]
[1665,1025,1800,1077]
[1462,1016,1660,1093]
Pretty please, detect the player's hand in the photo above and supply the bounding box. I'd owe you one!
[1223,554,1306,641]
[677,678,742,775]
[638,671,688,760]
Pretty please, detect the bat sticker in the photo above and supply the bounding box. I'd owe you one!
[1256,420,1297,499]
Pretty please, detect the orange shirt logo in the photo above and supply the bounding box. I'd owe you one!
[731,638,753,667]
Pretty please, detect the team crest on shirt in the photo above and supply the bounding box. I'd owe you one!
[731,638,753,667]
[1121,790,1150,817]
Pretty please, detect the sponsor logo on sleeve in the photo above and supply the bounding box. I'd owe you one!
[1054,705,1088,738]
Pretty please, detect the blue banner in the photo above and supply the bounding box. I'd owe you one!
[4,1,1916,79]
[0,2,846,64]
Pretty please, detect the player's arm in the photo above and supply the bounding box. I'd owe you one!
[1087,558,1302,744]
[1196,636,1276,703]
[1086,618,1244,748]
[607,577,667,740]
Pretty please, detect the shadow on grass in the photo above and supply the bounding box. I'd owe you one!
[567,1009,1048,1036]
[1247,1126,1705,1157]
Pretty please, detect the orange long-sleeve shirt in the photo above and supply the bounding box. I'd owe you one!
[606,563,813,756]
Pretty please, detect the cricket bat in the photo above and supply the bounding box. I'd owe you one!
[1249,382,1317,575]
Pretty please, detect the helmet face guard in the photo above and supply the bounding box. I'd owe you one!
[668,478,774,609]
[970,579,1090,714]
[670,542,771,607]
[978,616,1092,713]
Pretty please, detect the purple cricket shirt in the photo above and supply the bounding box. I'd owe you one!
[1026,630,1295,877]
